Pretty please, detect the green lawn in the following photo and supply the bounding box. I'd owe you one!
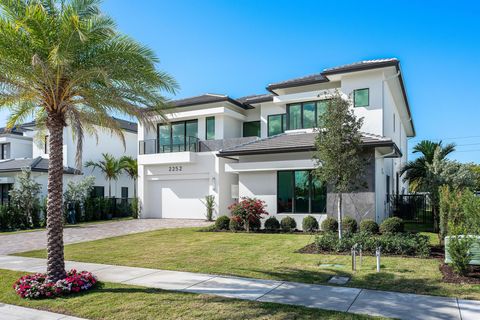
[17,227,480,300]
[0,269,381,320]
[0,217,133,235]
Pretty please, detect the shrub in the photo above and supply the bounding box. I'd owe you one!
[302,216,319,232]
[264,216,280,232]
[203,195,215,221]
[249,216,261,231]
[321,217,338,232]
[315,232,429,257]
[229,217,243,231]
[215,216,230,231]
[360,219,379,234]
[448,235,475,275]
[131,197,140,219]
[380,217,404,234]
[14,269,97,299]
[280,216,296,232]
[342,216,358,234]
[228,197,268,232]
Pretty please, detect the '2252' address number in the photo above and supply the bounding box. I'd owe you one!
[168,166,182,172]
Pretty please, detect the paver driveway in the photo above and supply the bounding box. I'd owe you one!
[0,219,210,255]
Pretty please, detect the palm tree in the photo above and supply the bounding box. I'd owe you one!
[0,0,177,281]
[401,140,456,231]
[86,154,122,198]
[120,156,138,198]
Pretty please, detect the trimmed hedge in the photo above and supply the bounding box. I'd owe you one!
[264,216,280,231]
[215,216,230,230]
[249,217,261,231]
[321,217,338,232]
[315,231,430,257]
[360,219,379,234]
[380,217,404,234]
[302,216,319,232]
[280,216,297,232]
[342,216,358,234]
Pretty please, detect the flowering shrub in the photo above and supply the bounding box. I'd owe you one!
[228,197,268,232]
[13,269,97,299]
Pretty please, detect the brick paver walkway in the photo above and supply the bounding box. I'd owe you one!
[0,219,211,255]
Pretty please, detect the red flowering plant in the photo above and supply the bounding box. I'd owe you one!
[13,269,97,299]
[228,197,268,232]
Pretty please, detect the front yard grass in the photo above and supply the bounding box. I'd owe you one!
[0,269,380,320]
[17,227,480,300]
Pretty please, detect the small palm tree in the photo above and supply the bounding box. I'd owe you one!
[120,156,138,198]
[86,154,122,198]
[401,140,456,231]
[0,0,177,281]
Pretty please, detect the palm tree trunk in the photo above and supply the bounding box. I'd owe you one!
[108,179,112,198]
[46,114,66,281]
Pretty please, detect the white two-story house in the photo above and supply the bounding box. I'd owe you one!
[138,58,415,226]
[0,118,138,202]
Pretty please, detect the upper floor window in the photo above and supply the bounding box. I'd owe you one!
[0,143,9,160]
[206,116,215,140]
[243,121,260,138]
[354,88,369,107]
[268,114,286,137]
[158,120,198,152]
[286,100,328,130]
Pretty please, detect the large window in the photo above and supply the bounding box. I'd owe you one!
[354,88,369,107]
[277,170,326,213]
[268,114,286,136]
[243,121,260,137]
[205,116,215,140]
[91,186,105,198]
[158,120,198,152]
[286,100,329,130]
[0,143,9,160]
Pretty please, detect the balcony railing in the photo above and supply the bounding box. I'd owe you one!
[139,136,199,155]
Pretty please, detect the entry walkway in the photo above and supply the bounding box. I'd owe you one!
[0,302,86,320]
[1,255,479,320]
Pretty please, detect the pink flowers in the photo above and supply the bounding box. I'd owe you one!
[228,197,268,232]
[13,269,97,299]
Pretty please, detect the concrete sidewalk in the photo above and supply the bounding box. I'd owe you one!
[0,302,86,320]
[1,255,479,320]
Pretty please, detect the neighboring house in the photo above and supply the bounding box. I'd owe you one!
[138,58,414,227]
[0,118,138,202]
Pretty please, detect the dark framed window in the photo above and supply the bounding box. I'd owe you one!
[121,187,128,199]
[206,116,215,140]
[354,88,369,107]
[0,143,9,160]
[386,175,390,203]
[0,183,12,205]
[277,170,326,214]
[243,121,261,137]
[91,186,105,198]
[286,100,329,130]
[267,114,286,137]
[158,119,198,152]
[44,135,49,154]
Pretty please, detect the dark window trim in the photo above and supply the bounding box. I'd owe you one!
[0,144,7,160]
[242,121,261,138]
[205,116,215,140]
[286,100,330,130]
[267,113,286,137]
[277,170,326,214]
[353,88,369,107]
[157,119,199,151]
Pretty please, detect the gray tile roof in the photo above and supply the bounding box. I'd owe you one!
[267,58,399,91]
[218,131,398,156]
[0,126,28,135]
[0,157,79,174]
[236,93,274,105]
[20,117,138,133]
[169,94,251,110]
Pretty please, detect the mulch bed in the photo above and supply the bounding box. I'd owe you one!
[440,263,480,284]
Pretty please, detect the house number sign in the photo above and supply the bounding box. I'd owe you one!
[168,166,183,172]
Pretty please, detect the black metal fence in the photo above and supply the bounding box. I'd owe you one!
[69,197,136,223]
[388,194,430,224]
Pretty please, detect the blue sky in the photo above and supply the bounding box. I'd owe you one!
[2,0,479,162]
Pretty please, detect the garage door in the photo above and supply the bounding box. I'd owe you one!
[151,179,209,219]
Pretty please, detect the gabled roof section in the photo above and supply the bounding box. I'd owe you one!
[0,157,79,174]
[169,93,252,110]
[20,117,137,133]
[267,73,328,91]
[322,58,399,75]
[218,131,401,157]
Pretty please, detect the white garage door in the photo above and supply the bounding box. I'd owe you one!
[153,179,209,219]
